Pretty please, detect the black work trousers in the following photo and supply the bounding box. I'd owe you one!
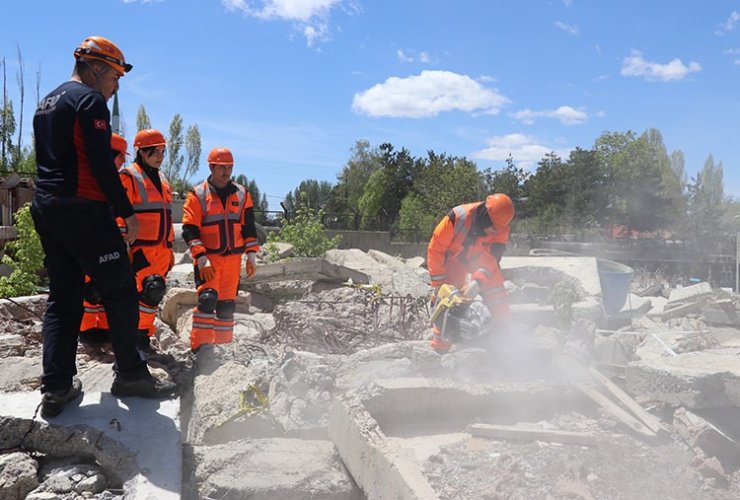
[31,195,149,392]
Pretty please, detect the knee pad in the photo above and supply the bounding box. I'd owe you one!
[140,274,166,306]
[216,300,236,320]
[83,280,102,305]
[198,288,218,313]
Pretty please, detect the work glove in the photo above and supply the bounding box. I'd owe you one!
[245,252,257,279]
[461,279,481,299]
[196,255,216,282]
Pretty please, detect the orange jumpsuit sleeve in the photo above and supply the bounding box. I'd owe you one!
[427,215,455,287]
[182,191,206,259]
[115,170,136,235]
[241,191,261,254]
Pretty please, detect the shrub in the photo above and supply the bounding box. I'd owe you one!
[0,203,45,297]
[265,202,341,260]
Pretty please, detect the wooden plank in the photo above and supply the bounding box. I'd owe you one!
[587,366,664,435]
[570,379,656,438]
[467,423,597,446]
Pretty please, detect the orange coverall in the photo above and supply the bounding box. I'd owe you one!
[80,162,174,336]
[427,201,510,352]
[182,179,260,350]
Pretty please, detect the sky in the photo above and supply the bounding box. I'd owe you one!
[1,1,739,211]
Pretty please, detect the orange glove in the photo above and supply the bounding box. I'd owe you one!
[245,252,257,279]
[196,255,216,282]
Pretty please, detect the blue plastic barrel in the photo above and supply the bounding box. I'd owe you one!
[597,259,634,314]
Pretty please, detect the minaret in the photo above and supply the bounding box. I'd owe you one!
[111,92,122,135]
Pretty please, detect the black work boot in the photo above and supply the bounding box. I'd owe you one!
[41,377,83,418]
[111,373,177,399]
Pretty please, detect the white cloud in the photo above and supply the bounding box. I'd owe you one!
[563,0,573,6]
[620,50,701,82]
[716,10,740,34]
[397,49,414,63]
[352,70,509,118]
[396,49,432,64]
[510,105,588,125]
[554,21,579,36]
[221,0,350,46]
[472,133,570,168]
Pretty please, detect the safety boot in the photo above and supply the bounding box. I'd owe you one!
[41,377,83,418]
[111,373,176,399]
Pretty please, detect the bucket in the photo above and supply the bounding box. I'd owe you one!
[597,259,634,314]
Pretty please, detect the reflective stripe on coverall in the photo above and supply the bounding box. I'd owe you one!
[183,180,260,350]
[427,202,510,351]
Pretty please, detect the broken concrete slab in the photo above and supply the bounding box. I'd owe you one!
[243,257,370,286]
[702,300,740,327]
[627,347,740,409]
[674,407,740,469]
[668,282,714,305]
[0,356,41,392]
[501,256,602,298]
[0,393,181,499]
[329,397,440,500]
[192,438,361,500]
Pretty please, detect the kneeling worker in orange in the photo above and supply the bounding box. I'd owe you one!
[182,147,260,351]
[79,133,130,335]
[427,193,515,353]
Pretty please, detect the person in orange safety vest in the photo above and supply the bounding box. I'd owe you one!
[80,129,174,354]
[181,147,260,351]
[79,133,130,337]
[427,193,515,353]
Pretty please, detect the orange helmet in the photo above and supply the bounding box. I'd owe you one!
[74,36,132,76]
[485,193,515,229]
[208,147,234,166]
[133,129,166,150]
[110,133,130,156]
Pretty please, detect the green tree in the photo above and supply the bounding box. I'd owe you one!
[283,179,333,214]
[163,114,184,182]
[180,123,201,194]
[328,139,381,221]
[136,104,152,132]
[594,130,671,233]
[397,151,485,237]
[483,155,529,199]
[686,154,725,247]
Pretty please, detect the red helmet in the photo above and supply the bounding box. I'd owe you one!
[111,133,130,155]
[133,129,166,150]
[74,36,132,76]
[208,147,234,166]
[485,193,515,229]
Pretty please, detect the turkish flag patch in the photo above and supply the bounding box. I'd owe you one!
[93,119,107,130]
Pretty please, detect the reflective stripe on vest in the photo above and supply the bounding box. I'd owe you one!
[122,165,173,246]
[194,181,248,255]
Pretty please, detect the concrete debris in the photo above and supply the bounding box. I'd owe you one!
[2,249,740,498]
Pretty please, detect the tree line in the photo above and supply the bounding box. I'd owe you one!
[277,131,738,248]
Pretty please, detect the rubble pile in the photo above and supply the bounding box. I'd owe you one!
[1,249,739,499]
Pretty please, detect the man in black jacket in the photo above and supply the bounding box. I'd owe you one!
[32,35,176,418]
